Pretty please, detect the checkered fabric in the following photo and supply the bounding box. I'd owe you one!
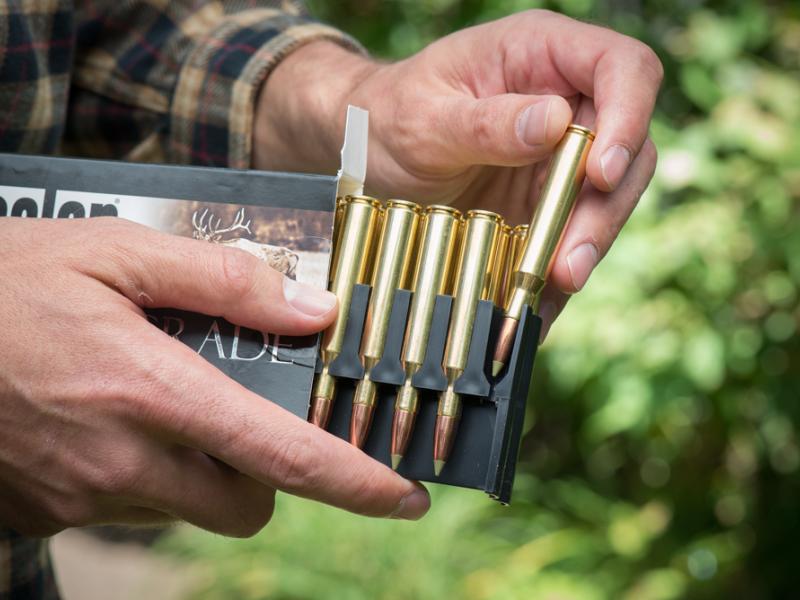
[0,0,361,166]
[1,1,359,597]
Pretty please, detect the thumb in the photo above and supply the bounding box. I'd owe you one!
[87,219,337,336]
[443,93,572,167]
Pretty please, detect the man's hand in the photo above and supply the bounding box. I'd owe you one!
[256,9,662,337]
[0,218,430,537]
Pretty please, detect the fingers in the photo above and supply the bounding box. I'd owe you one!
[133,446,278,538]
[537,285,570,344]
[81,220,337,337]
[136,328,430,521]
[526,11,663,191]
[548,138,657,295]
[443,93,572,167]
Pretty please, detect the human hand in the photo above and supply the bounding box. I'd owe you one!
[0,218,429,537]
[256,9,662,338]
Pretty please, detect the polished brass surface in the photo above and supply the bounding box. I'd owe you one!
[443,209,502,384]
[358,199,422,369]
[312,195,381,414]
[350,199,421,445]
[434,210,501,471]
[328,197,346,286]
[391,205,461,465]
[487,223,512,307]
[400,205,461,378]
[505,224,529,302]
[492,125,594,377]
[504,125,595,321]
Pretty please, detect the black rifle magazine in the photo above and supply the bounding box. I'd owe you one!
[320,284,541,504]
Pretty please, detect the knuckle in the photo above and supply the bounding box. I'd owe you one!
[345,467,389,516]
[266,431,322,493]
[632,41,664,84]
[218,247,260,300]
[471,101,498,151]
[48,495,95,528]
[84,452,147,497]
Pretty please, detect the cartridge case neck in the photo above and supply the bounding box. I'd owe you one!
[311,365,337,402]
[438,384,462,418]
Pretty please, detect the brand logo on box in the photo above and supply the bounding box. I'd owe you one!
[0,185,118,218]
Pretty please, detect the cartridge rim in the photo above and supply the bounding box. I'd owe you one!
[386,198,423,213]
[426,204,461,218]
[465,209,503,223]
[513,224,529,236]
[566,124,596,140]
[345,194,382,208]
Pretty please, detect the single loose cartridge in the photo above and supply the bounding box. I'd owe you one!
[492,125,594,376]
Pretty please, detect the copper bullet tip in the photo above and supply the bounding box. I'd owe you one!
[433,459,446,477]
[309,396,332,429]
[433,414,459,475]
[349,403,375,449]
[391,408,417,466]
[492,317,519,377]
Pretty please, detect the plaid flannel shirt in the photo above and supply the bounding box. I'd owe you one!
[0,1,359,597]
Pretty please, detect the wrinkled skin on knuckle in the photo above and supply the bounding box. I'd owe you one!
[84,451,147,499]
[266,431,323,494]
[218,247,260,303]
[44,491,97,530]
[346,466,392,517]
[470,101,500,151]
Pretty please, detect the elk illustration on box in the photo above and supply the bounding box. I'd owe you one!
[191,208,300,279]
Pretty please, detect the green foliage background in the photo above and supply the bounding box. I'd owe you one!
[161,2,800,598]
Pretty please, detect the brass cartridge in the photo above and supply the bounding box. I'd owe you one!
[350,199,421,448]
[328,197,346,286]
[310,195,382,428]
[492,125,595,376]
[504,224,529,302]
[391,205,461,468]
[434,209,502,475]
[487,223,512,307]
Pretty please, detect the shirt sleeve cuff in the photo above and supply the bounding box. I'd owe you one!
[169,12,365,169]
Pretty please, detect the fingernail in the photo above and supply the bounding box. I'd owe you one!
[567,243,599,292]
[538,300,557,344]
[390,484,430,520]
[600,144,631,189]
[517,100,552,146]
[283,277,337,317]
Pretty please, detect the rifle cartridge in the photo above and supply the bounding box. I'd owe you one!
[310,195,381,428]
[492,125,594,377]
[434,209,502,475]
[487,223,512,307]
[391,205,461,468]
[350,199,421,448]
[504,224,529,302]
[328,197,346,285]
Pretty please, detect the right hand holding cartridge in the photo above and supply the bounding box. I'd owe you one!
[256,10,662,339]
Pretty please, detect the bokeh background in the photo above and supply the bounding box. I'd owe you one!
[156,1,800,598]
